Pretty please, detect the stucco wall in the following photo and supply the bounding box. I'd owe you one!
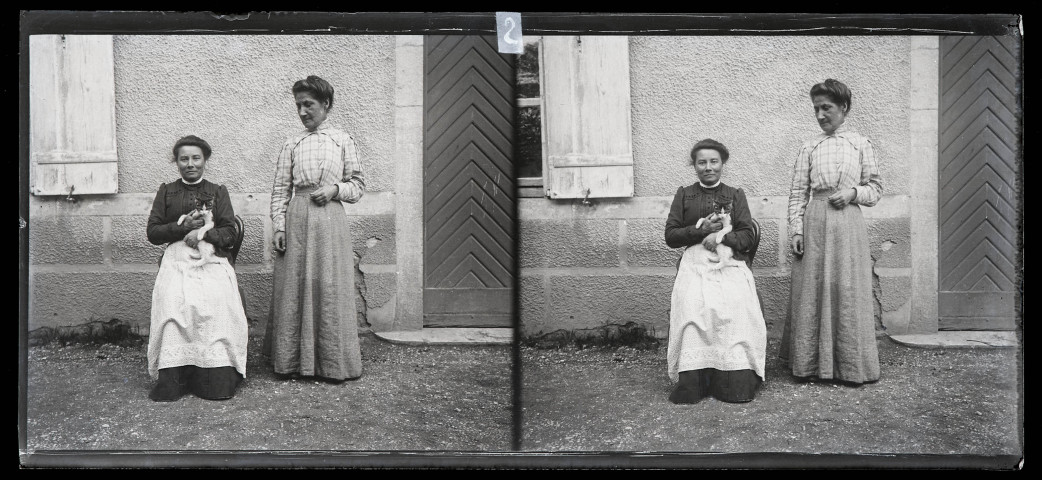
[520,36,915,340]
[113,35,396,194]
[630,36,911,198]
[29,35,398,335]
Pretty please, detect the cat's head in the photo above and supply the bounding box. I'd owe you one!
[192,193,215,212]
[713,199,733,216]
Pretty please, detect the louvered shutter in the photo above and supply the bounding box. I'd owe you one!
[542,36,634,199]
[30,35,118,196]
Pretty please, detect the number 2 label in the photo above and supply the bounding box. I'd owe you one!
[496,12,523,54]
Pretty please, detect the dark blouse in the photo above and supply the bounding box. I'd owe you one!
[146,179,237,252]
[664,182,755,261]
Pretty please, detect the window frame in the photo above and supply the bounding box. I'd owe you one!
[516,36,549,198]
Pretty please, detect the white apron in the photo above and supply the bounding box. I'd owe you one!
[666,244,767,383]
[147,241,248,379]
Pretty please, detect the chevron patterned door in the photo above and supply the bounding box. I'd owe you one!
[938,36,1020,330]
[422,36,516,327]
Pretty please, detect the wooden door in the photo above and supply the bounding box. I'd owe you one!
[938,35,1020,330]
[423,35,516,327]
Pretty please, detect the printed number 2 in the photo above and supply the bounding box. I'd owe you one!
[503,17,519,45]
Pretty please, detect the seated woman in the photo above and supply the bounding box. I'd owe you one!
[145,135,248,402]
[664,139,767,404]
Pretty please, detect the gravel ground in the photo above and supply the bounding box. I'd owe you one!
[22,331,1023,469]
[521,335,1022,462]
[26,334,513,453]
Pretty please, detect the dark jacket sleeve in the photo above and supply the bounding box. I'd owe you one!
[721,187,755,253]
[202,184,237,249]
[146,183,189,246]
[665,186,708,248]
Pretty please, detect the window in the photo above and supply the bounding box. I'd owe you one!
[29,35,119,196]
[514,36,635,200]
[515,37,546,198]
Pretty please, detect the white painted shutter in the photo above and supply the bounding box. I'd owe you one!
[30,35,118,195]
[541,36,634,199]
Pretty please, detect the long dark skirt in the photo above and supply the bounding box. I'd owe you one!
[150,365,242,401]
[269,190,362,381]
[669,368,761,404]
[782,192,880,384]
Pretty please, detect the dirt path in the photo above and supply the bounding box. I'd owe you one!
[26,335,513,452]
[521,337,1022,458]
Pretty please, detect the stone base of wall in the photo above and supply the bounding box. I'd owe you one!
[518,195,914,340]
[28,193,916,339]
[28,194,397,338]
[520,270,793,340]
[29,268,271,337]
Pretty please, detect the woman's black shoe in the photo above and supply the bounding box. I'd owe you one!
[669,370,710,404]
[149,367,190,402]
[709,369,760,403]
[189,366,242,400]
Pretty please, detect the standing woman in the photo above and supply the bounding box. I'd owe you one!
[269,75,365,382]
[784,78,882,384]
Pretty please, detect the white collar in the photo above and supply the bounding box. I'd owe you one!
[306,123,333,134]
[181,177,204,185]
[699,180,721,189]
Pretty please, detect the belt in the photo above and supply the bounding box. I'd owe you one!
[293,185,320,196]
[811,189,837,201]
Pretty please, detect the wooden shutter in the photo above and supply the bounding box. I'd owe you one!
[542,36,634,199]
[30,35,118,196]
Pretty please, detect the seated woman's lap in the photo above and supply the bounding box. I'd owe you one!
[150,242,247,378]
[670,243,766,379]
[680,244,745,271]
[163,241,229,267]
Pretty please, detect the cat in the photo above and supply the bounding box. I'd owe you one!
[177,193,218,267]
[694,199,734,267]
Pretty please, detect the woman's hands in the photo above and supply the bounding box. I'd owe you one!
[828,187,857,209]
[791,234,804,256]
[791,187,854,256]
[182,212,206,229]
[273,231,286,255]
[309,185,340,206]
[271,184,339,254]
[698,219,723,234]
[695,219,723,250]
[179,212,206,247]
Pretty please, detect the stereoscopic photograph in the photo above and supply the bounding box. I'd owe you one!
[19,11,1023,470]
